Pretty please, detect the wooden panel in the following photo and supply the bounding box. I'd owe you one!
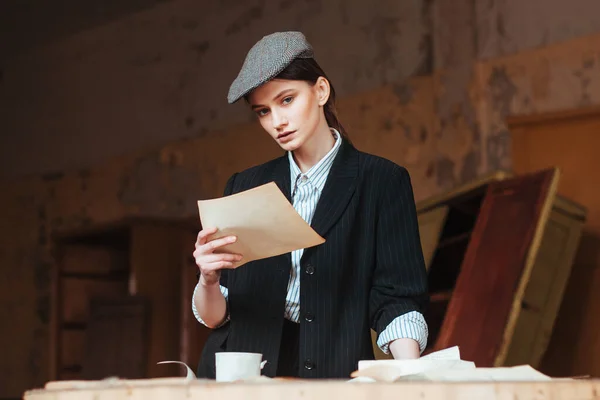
[62,245,127,274]
[56,370,82,381]
[130,223,185,378]
[510,109,600,377]
[179,230,212,369]
[434,168,558,367]
[418,205,449,271]
[82,297,149,380]
[60,329,86,367]
[503,208,584,368]
[61,277,128,323]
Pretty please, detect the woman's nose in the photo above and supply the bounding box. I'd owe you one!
[271,110,287,129]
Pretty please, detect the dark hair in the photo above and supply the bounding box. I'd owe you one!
[247,58,349,140]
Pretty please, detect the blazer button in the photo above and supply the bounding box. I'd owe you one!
[304,312,314,322]
[304,359,314,370]
[305,264,315,275]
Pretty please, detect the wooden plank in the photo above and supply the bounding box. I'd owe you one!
[179,230,212,369]
[60,329,86,368]
[506,104,600,127]
[56,370,82,381]
[417,205,449,271]
[416,171,509,213]
[511,113,600,377]
[130,223,185,378]
[61,277,128,323]
[81,296,150,380]
[525,209,583,368]
[62,244,128,274]
[23,379,600,400]
[434,168,559,367]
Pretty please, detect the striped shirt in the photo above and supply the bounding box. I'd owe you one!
[193,129,428,354]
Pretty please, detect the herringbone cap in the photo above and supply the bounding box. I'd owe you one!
[227,31,314,104]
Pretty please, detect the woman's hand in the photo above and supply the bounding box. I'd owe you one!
[389,338,420,359]
[193,227,243,286]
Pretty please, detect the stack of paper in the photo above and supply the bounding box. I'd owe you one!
[349,346,552,382]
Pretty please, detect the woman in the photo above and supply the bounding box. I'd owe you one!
[192,31,429,379]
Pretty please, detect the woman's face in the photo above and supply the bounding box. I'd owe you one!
[247,77,329,152]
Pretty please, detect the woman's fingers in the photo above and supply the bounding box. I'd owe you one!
[196,227,218,246]
[193,230,242,272]
[202,235,237,253]
[201,260,238,271]
[202,253,243,264]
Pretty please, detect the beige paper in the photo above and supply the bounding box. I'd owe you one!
[350,346,552,383]
[398,365,552,382]
[420,345,461,361]
[352,360,476,382]
[197,182,325,266]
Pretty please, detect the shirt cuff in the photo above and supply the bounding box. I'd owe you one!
[376,311,428,355]
[192,282,230,328]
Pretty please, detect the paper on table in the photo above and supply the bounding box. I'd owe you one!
[356,346,463,371]
[397,365,552,382]
[352,360,476,382]
[350,346,553,383]
[421,345,461,360]
[197,182,325,267]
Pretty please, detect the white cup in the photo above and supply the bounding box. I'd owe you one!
[215,352,267,382]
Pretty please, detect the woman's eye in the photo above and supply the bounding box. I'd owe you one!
[256,109,269,117]
[282,96,293,105]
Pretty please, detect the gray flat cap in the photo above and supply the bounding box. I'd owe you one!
[227,31,314,104]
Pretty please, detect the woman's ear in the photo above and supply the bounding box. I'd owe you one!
[315,77,331,106]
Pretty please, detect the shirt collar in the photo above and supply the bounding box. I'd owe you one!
[288,128,342,193]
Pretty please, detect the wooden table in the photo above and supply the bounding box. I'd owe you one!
[23,378,600,400]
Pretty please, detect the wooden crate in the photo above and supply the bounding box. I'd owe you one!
[386,168,586,369]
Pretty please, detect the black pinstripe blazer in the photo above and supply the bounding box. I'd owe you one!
[196,139,429,379]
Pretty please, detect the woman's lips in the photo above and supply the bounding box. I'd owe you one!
[277,130,296,141]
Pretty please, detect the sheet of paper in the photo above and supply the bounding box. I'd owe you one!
[396,365,552,382]
[421,346,461,361]
[351,346,553,383]
[353,360,476,382]
[356,346,462,373]
[197,182,325,266]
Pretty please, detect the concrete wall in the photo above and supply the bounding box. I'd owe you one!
[0,0,431,182]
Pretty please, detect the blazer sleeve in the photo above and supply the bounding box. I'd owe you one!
[370,165,429,335]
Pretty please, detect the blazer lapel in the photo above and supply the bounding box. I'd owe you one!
[269,156,293,268]
[309,140,359,238]
[270,155,292,202]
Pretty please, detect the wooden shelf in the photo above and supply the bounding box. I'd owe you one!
[61,322,87,330]
[437,232,471,249]
[430,290,453,303]
[61,365,82,373]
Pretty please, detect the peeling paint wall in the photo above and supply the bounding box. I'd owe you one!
[476,0,600,60]
[0,0,431,182]
[431,0,600,187]
[430,0,482,190]
[477,33,600,172]
[0,0,169,62]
